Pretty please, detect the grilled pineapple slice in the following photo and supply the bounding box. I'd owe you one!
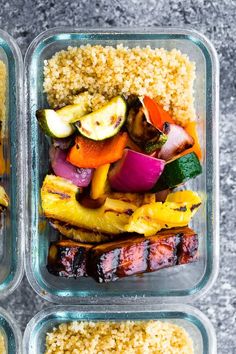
[108,192,156,206]
[41,175,139,234]
[50,220,115,243]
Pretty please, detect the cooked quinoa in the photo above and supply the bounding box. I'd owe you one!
[44,320,194,354]
[44,44,196,126]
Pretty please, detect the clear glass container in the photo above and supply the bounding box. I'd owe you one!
[25,28,219,303]
[0,29,24,298]
[23,304,217,354]
[0,306,22,353]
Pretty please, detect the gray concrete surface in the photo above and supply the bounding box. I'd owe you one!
[0,0,235,352]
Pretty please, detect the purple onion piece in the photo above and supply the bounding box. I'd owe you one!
[49,146,93,187]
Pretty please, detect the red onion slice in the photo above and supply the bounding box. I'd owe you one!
[109,149,165,193]
[50,146,93,187]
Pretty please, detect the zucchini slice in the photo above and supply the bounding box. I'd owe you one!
[153,152,202,191]
[56,92,91,123]
[36,109,75,138]
[75,96,127,141]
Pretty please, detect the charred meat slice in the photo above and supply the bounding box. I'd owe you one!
[47,240,92,278]
[91,248,121,283]
[89,227,198,283]
[177,231,199,264]
[117,240,148,277]
[148,235,179,271]
[47,227,198,282]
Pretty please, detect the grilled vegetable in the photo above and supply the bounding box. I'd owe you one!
[49,220,114,243]
[125,191,201,236]
[50,146,93,187]
[109,149,165,192]
[36,109,75,138]
[89,227,198,282]
[41,175,138,235]
[155,189,170,202]
[126,98,167,152]
[52,136,74,150]
[180,121,202,159]
[144,135,167,154]
[143,95,174,130]
[90,164,110,200]
[76,190,107,209]
[166,190,202,216]
[153,152,202,192]
[47,239,92,277]
[158,123,194,161]
[67,133,128,169]
[75,96,127,140]
[56,92,91,123]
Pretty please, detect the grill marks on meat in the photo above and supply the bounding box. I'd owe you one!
[148,235,178,272]
[177,232,199,264]
[90,234,179,282]
[47,227,198,282]
[47,240,92,278]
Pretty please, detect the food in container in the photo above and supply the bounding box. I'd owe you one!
[44,320,194,354]
[23,304,217,354]
[36,43,203,284]
[26,28,219,301]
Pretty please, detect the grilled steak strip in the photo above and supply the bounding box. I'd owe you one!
[47,240,92,278]
[47,227,198,282]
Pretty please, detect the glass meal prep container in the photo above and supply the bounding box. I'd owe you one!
[0,29,24,298]
[23,304,216,354]
[0,306,22,353]
[25,28,219,303]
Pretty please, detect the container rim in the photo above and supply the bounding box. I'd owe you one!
[0,28,25,298]
[24,26,219,304]
[23,303,217,354]
[0,306,22,353]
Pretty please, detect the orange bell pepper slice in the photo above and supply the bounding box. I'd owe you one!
[67,132,128,169]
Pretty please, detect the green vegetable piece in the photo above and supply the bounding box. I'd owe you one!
[153,152,202,192]
[75,96,127,141]
[56,92,91,123]
[144,133,168,153]
[36,109,75,138]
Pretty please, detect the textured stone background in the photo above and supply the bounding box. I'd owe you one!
[0,0,235,352]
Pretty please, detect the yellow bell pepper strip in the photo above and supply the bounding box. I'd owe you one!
[166,190,201,204]
[125,202,192,236]
[125,190,202,236]
[166,190,202,217]
[90,163,110,200]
